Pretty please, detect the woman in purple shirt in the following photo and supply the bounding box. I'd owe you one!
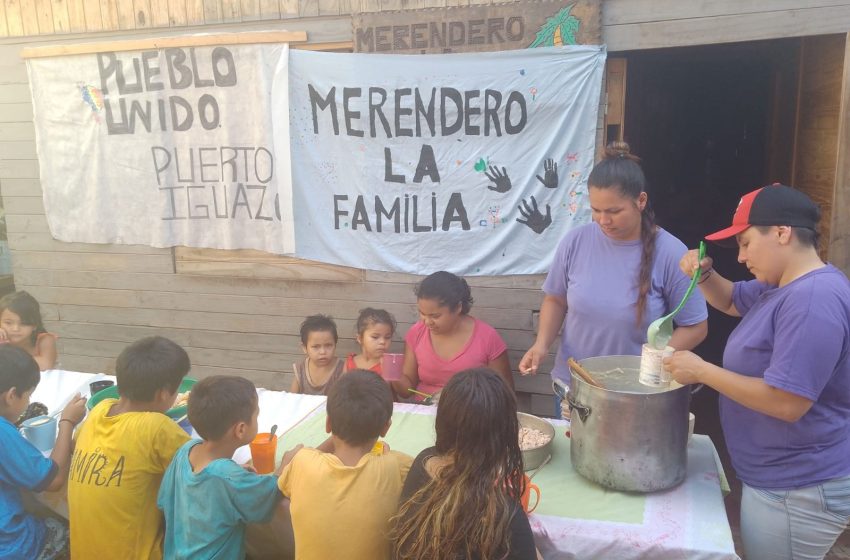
[519,142,708,393]
[665,184,850,560]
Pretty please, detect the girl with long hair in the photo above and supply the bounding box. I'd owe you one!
[0,291,57,371]
[519,142,708,415]
[391,368,536,560]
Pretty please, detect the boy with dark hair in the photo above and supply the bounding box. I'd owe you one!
[157,376,281,560]
[0,346,86,560]
[278,370,412,560]
[115,335,191,401]
[68,336,192,560]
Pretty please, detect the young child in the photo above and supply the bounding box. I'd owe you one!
[278,370,412,560]
[67,336,192,560]
[0,291,57,371]
[290,314,343,395]
[344,308,396,374]
[157,376,282,560]
[0,345,86,560]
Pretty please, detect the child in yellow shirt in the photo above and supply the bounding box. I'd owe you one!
[67,336,192,560]
[278,369,412,560]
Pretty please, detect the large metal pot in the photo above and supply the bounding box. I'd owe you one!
[567,355,690,493]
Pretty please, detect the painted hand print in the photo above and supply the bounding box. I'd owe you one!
[536,158,559,189]
[516,196,552,234]
[485,165,512,193]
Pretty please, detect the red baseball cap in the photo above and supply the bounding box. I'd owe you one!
[705,184,820,242]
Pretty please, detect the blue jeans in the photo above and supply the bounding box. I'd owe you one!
[741,475,850,560]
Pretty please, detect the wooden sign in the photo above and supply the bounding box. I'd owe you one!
[353,0,601,54]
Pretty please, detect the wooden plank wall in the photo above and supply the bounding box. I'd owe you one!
[0,36,555,399]
[603,0,850,51]
[2,1,850,415]
[3,0,850,43]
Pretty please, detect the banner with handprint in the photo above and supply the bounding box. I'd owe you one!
[284,45,605,275]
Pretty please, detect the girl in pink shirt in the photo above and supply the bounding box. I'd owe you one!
[391,271,513,400]
[0,291,57,371]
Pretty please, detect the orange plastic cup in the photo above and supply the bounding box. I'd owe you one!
[250,433,278,474]
[520,474,541,513]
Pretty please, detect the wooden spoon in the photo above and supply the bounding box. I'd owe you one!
[567,357,603,389]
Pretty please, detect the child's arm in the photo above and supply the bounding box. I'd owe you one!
[316,436,334,453]
[275,444,304,476]
[289,363,301,393]
[34,333,58,371]
[390,343,419,399]
[45,393,87,491]
[487,351,514,390]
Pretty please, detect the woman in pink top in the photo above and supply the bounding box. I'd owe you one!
[392,271,513,400]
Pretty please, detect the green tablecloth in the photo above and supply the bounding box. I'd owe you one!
[278,408,646,523]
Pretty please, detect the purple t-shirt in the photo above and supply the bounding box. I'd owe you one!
[722,265,850,489]
[543,223,708,382]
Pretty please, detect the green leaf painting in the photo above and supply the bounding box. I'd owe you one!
[529,4,581,48]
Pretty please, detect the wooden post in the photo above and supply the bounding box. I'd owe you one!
[831,33,850,274]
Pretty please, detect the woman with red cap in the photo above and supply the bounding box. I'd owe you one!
[664,184,850,560]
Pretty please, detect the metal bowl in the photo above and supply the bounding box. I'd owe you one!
[518,412,555,471]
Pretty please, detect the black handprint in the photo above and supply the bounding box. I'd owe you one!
[485,165,512,193]
[535,158,559,189]
[516,196,552,234]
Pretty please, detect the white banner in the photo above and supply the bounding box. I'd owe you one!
[27,44,294,254]
[285,46,605,275]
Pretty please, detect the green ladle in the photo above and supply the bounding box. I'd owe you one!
[646,241,706,350]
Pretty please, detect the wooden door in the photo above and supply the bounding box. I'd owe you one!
[604,57,627,147]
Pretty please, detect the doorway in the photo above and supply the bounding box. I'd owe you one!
[621,40,802,372]
[616,36,848,554]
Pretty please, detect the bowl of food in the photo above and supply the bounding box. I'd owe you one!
[87,377,197,420]
[518,412,555,471]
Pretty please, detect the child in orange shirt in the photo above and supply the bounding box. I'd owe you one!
[344,308,396,375]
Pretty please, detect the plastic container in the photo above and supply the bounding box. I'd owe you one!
[520,474,541,513]
[380,353,404,381]
[87,377,197,420]
[21,415,57,451]
[639,344,674,387]
[250,432,278,474]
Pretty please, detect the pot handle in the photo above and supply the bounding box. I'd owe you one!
[552,379,569,400]
[566,392,591,423]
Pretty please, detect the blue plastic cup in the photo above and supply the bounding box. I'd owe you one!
[21,415,57,452]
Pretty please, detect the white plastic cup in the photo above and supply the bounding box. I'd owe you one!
[639,343,674,387]
[21,415,58,452]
